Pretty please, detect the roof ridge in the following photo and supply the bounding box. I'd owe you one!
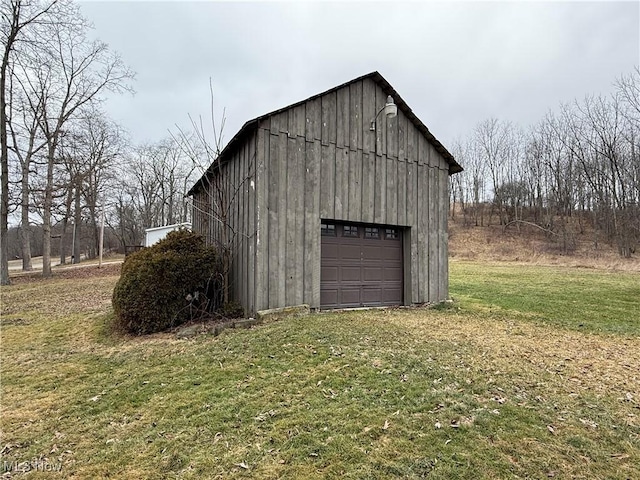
[189,72,462,195]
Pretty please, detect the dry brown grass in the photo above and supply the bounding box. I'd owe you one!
[387,312,640,410]
[449,219,640,272]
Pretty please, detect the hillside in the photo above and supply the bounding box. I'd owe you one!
[448,216,640,272]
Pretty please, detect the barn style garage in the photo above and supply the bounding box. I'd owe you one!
[189,71,462,315]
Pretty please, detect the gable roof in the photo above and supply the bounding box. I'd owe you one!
[189,71,462,196]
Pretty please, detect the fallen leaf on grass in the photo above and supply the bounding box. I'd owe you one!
[234,462,249,470]
[610,453,630,460]
[254,410,278,422]
[0,444,17,455]
[579,418,598,428]
[382,420,390,430]
[322,389,338,399]
[88,390,106,402]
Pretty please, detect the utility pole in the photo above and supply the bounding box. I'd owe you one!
[71,219,76,264]
[98,204,104,267]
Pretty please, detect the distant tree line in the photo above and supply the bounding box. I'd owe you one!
[1,0,209,284]
[450,68,640,257]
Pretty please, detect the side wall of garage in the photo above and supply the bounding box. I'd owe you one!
[253,77,450,312]
[192,130,260,314]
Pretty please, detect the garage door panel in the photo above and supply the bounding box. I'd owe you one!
[322,243,339,259]
[382,287,403,303]
[384,266,403,281]
[340,288,362,306]
[361,245,382,258]
[340,244,362,260]
[321,221,403,309]
[321,266,339,282]
[362,287,383,305]
[363,266,383,281]
[321,289,339,307]
[341,266,362,282]
[381,245,402,258]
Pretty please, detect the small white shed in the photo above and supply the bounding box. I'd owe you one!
[144,222,192,247]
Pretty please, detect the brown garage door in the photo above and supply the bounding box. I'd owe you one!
[320,222,403,309]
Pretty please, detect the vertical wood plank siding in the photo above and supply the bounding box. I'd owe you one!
[192,77,452,314]
[191,128,259,315]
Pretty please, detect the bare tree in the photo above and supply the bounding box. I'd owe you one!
[7,54,48,270]
[575,94,635,255]
[31,4,133,276]
[48,107,123,263]
[118,137,190,232]
[171,81,258,306]
[448,138,464,220]
[1,0,59,283]
[499,125,527,227]
[617,67,640,119]
[77,107,124,259]
[449,137,486,226]
[453,135,488,226]
[528,111,579,250]
[616,67,640,227]
[522,130,546,225]
[474,118,513,225]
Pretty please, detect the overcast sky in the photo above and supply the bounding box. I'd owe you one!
[79,0,639,149]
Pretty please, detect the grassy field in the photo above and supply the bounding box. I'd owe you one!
[450,261,640,335]
[1,262,639,479]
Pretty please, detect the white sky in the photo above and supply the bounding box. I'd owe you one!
[79,0,640,149]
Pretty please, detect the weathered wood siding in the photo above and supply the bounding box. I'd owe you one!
[256,78,450,311]
[193,77,452,314]
[191,130,259,314]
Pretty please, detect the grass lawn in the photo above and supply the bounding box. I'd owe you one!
[449,261,640,335]
[1,262,638,479]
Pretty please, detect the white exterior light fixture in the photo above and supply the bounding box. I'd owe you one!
[370,95,398,131]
